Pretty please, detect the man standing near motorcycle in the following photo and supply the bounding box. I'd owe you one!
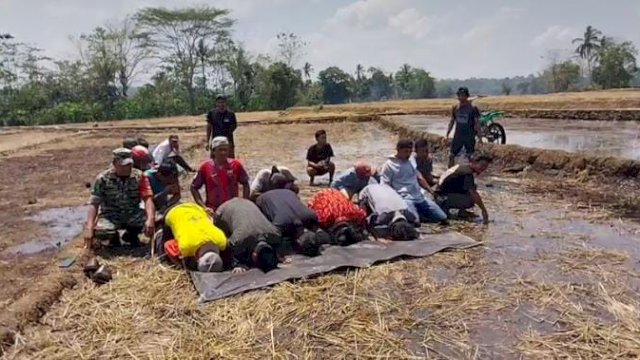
[446,87,483,168]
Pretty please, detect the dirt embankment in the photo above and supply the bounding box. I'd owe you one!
[378,116,640,179]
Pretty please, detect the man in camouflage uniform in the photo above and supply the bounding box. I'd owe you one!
[84,148,156,250]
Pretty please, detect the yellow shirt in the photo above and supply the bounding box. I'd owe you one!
[165,203,227,257]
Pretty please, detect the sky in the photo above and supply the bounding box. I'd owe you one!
[1,0,639,80]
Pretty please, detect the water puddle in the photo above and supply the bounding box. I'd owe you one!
[2,206,88,257]
[393,116,640,160]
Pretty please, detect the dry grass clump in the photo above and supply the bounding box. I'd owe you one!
[7,249,503,359]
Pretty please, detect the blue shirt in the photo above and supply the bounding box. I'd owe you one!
[331,167,378,195]
[145,169,166,195]
[381,156,423,202]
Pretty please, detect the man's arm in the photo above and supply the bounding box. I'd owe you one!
[417,173,434,195]
[470,189,488,224]
[205,115,212,150]
[474,106,483,144]
[230,112,238,132]
[84,204,99,250]
[424,173,437,187]
[238,165,250,199]
[446,106,456,139]
[191,168,208,209]
[380,162,393,186]
[171,154,195,172]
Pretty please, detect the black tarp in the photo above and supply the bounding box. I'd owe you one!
[191,232,478,302]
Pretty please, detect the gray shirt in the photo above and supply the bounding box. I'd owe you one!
[452,103,480,143]
[380,156,423,202]
[359,184,417,226]
[214,198,281,259]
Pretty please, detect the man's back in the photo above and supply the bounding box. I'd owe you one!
[359,184,408,215]
[257,189,317,229]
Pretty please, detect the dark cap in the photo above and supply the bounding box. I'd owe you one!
[457,87,470,97]
[216,94,227,101]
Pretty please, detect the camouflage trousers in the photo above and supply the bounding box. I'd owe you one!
[95,210,146,241]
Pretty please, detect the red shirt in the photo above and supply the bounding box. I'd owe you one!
[191,159,249,210]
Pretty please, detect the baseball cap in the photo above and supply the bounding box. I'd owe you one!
[131,145,150,162]
[457,87,470,96]
[210,136,229,150]
[355,161,372,178]
[112,148,134,166]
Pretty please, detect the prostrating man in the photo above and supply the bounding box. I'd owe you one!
[411,139,438,187]
[249,165,299,201]
[381,139,448,224]
[446,87,483,168]
[145,159,181,213]
[215,198,280,273]
[331,161,378,200]
[306,129,336,186]
[84,148,155,250]
[359,183,419,241]
[435,154,492,224]
[162,203,228,272]
[256,189,321,256]
[191,136,250,213]
[307,189,367,246]
[152,134,195,172]
[206,95,237,158]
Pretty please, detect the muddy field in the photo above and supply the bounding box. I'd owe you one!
[396,115,640,160]
[1,119,640,358]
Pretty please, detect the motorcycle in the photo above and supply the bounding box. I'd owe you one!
[479,111,507,144]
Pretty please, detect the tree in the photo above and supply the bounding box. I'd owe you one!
[226,45,257,110]
[318,66,353,104]
[303,62,313,82]
[407,68,435,99]
[593,41,638,89]
[276,32,306,67]
[501,81,512,95]
[542,60,581,92]
[255,62,302,110]
[135,6,234,113]
[572,26,602,81]
[516,82,530,94]
[109,17,153,98]
[394,64,413,98]
[367,67,393,100]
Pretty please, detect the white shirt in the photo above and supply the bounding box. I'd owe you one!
[152,139,178,165]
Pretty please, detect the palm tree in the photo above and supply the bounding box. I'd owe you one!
[303,62,313,81]
[196,39,209,89]
[572,26,602,81]
[355,64,364,81]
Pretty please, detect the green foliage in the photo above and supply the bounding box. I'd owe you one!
[592,41,638,89]
[541,61,581,92]
[318,66,353,104]
[255,62,302,110]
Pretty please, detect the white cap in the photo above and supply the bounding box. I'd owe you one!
[197,252,223,272]
[210,136,229,150]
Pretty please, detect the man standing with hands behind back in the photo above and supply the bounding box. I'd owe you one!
[206,95,238,158]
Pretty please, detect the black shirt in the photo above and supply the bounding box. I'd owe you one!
[452,103,480,144]
[306,144,335,164]
[437,165,476,195]
[256,189,318,236]
[206,110,237,144]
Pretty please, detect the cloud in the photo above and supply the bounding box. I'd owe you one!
[531,25,577,47]
[388,8,431,39]
[327,0,404,30]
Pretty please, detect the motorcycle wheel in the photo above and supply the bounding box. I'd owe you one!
[487,123,507,144]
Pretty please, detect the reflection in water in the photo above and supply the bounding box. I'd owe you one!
[400,117,640,160]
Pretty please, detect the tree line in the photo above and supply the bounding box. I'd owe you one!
[0,8,638,126]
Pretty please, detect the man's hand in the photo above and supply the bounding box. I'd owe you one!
[232,267,247,274]
[144,219,155,238]
[205,207,215,216]
[205,144,210,151]
[481,210,489,225]
[83,226,95,249]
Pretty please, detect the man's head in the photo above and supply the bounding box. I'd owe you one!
[331,223,364,246]
[169,134,180,150]
[131,145,152,171]
[157,159,179,184]
[457,87,470,102]
[122,136,138,150]
[354,161,373,179]
[136,135,149,149]
[112,148,134,177]
[251,239,278,272]
[297,230,320,257]
[215,95,227,112]
[315,129,327,145]
[390,220,419,241]
[470,154,493,174]
[414,138,429,159]
[196,243,223,272]
[269,173,289,190]
[396,139,414,161]
[210,136,230,161]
